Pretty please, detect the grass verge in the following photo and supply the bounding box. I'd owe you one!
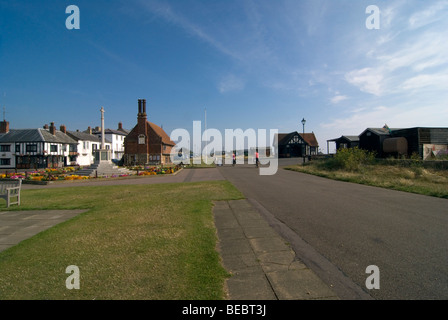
[285,161,448,199]
[0,181,244,300]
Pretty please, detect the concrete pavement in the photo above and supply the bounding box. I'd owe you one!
[0,209,87,252]
[214,199,338,300]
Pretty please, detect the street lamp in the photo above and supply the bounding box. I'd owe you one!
[301,118,306,164]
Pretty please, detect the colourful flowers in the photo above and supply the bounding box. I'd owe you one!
[64,175,89,180]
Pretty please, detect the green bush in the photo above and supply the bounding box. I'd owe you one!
[327,147,376,171]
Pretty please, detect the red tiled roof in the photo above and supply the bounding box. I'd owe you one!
[299,133,319,147]
[148,122,175,146]
[275,132,319,147]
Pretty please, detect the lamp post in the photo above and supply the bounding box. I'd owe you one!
[301,118,306,164]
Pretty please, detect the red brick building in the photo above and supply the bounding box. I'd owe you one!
[124,99,175,165]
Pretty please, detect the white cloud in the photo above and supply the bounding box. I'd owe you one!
[345,68,384,96]
[409,1,448,29]
[218,74,246,93]
[330,95,348,104]
[401,72,448,90]
[137,0,242,61]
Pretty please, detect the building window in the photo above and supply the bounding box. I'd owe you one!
[50,145,58,153]
[0,145,10,152]
[0,158,10,165]
[138,134,145,145]
[26,144,38,152]
[16,144,20,153]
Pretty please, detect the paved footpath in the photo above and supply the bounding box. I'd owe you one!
[214,199,338,300]
[0,209,86,252]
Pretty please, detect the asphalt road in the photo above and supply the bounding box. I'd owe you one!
[218,160,448,300]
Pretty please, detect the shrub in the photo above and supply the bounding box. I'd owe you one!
[329,147,376,172]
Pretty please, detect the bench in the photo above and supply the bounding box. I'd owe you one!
[0,179,22,208]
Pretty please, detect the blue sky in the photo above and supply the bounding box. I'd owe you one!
[1,0,447,152]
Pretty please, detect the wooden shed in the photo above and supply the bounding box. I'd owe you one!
[327,135,359,152]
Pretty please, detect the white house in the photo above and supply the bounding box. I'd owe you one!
[89,122,128,162]
[66,130,112,166]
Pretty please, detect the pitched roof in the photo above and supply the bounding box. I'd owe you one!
[274,132,319,147]
[299,133,319,147]
[93,128,128,136]
[67,130,103,142]
[148,122,175,146]
[343,135,360,141]
[327,135,360,142]
[361,127,402,136]
[0,129,77,144]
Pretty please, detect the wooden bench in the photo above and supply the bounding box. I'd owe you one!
[0,179,22,208]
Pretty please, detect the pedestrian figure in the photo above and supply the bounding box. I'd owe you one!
[232,152,236,166]
[255,150,259,168]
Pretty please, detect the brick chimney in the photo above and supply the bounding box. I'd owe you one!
[142,99,147,116]
[0,120,9,134]
[43,124,49,130]
[137,99,147,127]
[118,122,123,131]
[50,122,56,135]
[86,126,92,134]
[60,124,67,134]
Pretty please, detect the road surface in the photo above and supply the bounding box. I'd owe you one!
[218,161,448,300]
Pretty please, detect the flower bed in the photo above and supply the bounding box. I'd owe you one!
[0,165,181,183]
[0,167,88,182]
[133,165,180,176]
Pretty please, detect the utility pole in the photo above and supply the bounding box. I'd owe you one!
[204,107,207,164]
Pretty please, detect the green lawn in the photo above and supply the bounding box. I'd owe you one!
[0,181,244,300]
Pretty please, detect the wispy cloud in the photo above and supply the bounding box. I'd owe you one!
[400,72,448,91]
[218,74,246,93]
[345,68,384,96]
[409,1,448,29]
[136,0,242,61]
[330,95,348,104]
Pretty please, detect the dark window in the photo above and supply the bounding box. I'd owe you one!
[0,158,11,165]
[16,144,20,153]
[50,145,58,152]
[26,145,38,152]
[0,145,10,152]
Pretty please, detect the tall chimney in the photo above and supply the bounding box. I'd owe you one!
[0,120,9,134]
[60,125,66,134]
[137,99,147,121]
[50,122,56,135]
[142,99,147,115]
[118,122,123,130]
[138,99,142,115]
